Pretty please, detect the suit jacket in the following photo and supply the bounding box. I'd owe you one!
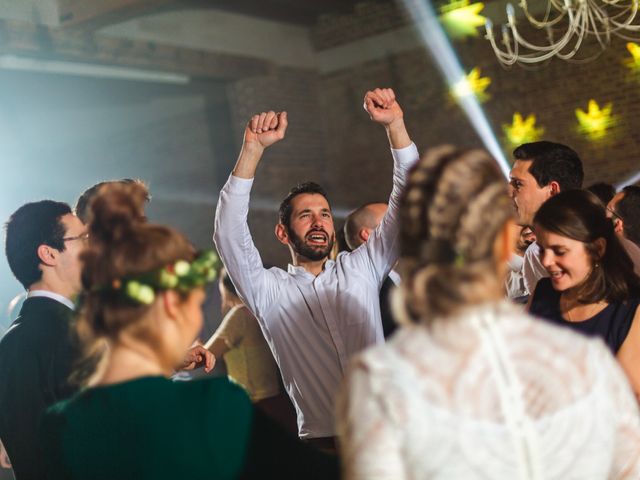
[0,297,78,480]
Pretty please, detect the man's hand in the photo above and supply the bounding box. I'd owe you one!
[180,345,215,373]
[244,111,288,149]
[233,111,288,179]
[364,88,403,126]
[0,439,11,469]
[363,88,411,149]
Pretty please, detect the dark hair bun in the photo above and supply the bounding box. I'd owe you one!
[89,182,147,243]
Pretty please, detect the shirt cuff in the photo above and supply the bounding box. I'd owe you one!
[226,175,254,195]
[391,142,419,169]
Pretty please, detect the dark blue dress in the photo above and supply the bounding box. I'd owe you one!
[529,278,640,353]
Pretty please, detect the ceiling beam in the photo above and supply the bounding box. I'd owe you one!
[157,0,360,26]
[0,19,271,80]
[56,0,173,30]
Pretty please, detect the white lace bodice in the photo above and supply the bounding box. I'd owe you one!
[337,302,640,479]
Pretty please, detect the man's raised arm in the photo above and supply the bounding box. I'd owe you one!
[213,112,288,317]
[348,88,419,283]
[364,87,411,151]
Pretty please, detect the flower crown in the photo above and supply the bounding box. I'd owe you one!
[109,250,220,305]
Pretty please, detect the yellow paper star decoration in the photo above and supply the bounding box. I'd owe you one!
[503,113,545,146]
[575,100,616,139]
[627,42,640,67]
[439,0,487,39]
[450,67,491,102]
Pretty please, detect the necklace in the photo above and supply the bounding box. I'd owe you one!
[560,295,608,322]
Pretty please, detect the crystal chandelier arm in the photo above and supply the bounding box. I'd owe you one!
[486,6,587,64]
[583,1,612,34]
[485,21,520,65]
[521,0,568,28]
[608,0,640,31]
[485,0,640,63]
[557,7,599,59]
[507,3,579,52]
[586,4,613,46]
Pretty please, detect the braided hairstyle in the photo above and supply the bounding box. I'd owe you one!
[397,146,514,323]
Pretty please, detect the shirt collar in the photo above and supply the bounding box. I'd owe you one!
[27,290,75,311]
[388,269,401,286]
[507,253,524,272]
[287,259,336,277]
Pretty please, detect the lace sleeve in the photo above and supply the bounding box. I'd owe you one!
[337,357,407,480]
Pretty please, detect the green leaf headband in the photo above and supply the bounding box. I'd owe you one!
[109,250,221,305]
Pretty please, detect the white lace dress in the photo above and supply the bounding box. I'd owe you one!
[337,302,640,479]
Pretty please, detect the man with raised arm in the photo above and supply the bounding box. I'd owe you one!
[214,88,418,447]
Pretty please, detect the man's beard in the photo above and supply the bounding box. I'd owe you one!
[289,228,334,262]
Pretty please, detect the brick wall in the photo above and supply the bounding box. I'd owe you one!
[314,1,640,201]
[218,2,640,269]
[311,1,407,50]
[225,66,329,268]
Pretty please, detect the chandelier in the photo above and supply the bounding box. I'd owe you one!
[485,0,640,65]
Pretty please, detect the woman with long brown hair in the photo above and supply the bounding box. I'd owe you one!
[41,183,338,479]
[338,146,640,479]
[529,189,640,397]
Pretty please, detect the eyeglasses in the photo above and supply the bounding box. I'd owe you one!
[63,233,89,243]
[606,207,622,222]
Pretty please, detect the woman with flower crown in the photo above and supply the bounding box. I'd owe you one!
[40,182,338,480]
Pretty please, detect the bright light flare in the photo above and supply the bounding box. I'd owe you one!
[616,170,640,190]
[450,67,491,102]
[401,0,510,177]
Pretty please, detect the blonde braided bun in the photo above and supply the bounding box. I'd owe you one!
[396,146,513,324]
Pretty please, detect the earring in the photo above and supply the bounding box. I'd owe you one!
[595,262,600,268]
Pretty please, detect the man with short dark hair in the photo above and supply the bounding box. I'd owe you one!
[508,141,584,296]
[607,185,640,275]
[0,201,86,480]
[277,182,335,263]
[214,88,417,445]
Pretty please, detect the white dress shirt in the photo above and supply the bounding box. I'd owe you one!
[522,241,548,296]
[214,143,418,438]
[505,254,527,299]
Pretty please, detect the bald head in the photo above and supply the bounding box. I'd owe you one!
[344,202,387,250]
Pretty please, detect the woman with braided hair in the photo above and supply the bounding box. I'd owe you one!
[337,146,640,479]
[40,182,338,480]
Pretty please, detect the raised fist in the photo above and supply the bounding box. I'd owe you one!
[244,111,288,149]
[363,88,403,126]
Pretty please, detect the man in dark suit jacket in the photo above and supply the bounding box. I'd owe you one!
[344,202,399,338]
[0,200,86,480]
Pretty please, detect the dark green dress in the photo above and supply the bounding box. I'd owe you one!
[41,376,252,479]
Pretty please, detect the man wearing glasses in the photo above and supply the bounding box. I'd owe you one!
[0,200,87,480]
[607,186,640,276]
